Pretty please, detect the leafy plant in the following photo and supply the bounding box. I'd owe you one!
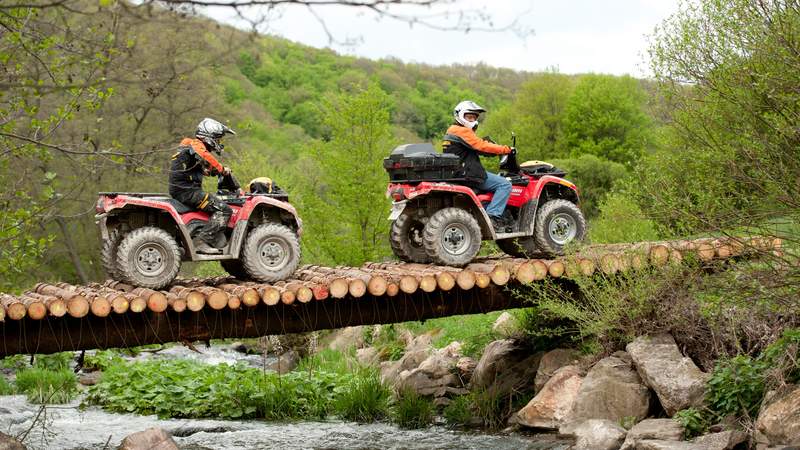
[706,355,765,419]
[470,389,506,430]
[392,389,434,429]
[674,407,710,438]
[15,368,77,404]
[0,377,14,395]
[82,350,125,372]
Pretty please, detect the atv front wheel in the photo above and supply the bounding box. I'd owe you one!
[242,223,300,282]
[533,200,587,256]
[390,209,430,263]
[101,228,125,281]
[116,227,182,289]
[221,259,249,280]
[423,207,482,266]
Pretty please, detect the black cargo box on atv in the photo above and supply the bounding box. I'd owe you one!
[383,143,465,183]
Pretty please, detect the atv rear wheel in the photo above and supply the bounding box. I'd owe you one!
[533,199,587,256]
[423,207,482,266]
[221,259,249,280]
[101,228,125,281]
[242,223,300,282]
[390,209,430,263]
[496,237,541,258]
[116,227,182,289]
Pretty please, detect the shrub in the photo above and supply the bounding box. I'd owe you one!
[83,350,124,372]
[33,353,73,371]
[590,191,660,244]
[392,389,434,429]
[15,368,77,404]
[334,368,390,422]
[443,395,472,427]
[706,355,765,419]
[551,154,629,218]
[470,389,506,430]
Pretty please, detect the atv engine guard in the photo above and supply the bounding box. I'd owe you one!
[388,201,407,221]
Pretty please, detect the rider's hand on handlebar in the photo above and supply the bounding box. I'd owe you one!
[509,146,517,154]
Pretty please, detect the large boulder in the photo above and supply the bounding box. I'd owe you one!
[491,312,519,337]
[118,427,178,450]
[326,326,367,352]
[266,349,299,374]
[626,334,709,415]
[511,365,583,430]
[470,339,542,396]
[379,333,434,385]
[395,341,467,398]
[534,348,580,392]
[637,431,747,450]
[356,347,380,366]
[620,418,684,450]
[560,419,626,450]
[755,384,800,446]
[0,432,25,450]
[569,351,651,423]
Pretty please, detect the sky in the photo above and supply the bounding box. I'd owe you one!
[213,0,680,77]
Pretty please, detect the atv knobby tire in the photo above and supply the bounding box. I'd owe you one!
[242,223,300,282]
[116,227,182,289]
[390,209,430,263]
[496,237,541,259]
[423,207,482,266]
[533,199,587,256]
[221,259,250,280]
[101,228,125,281]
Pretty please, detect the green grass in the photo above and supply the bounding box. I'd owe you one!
[0,377,14,395]
[15,368,77,404]
[392,389,434,429]
[443,395,473,427]
[334,368,391,422]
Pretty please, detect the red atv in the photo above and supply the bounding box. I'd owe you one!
[95,175,302,289]
[384,139,586,266]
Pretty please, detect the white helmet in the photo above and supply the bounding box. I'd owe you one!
[453,100,486,130]
[196,117,236,153]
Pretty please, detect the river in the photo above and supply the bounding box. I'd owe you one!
[0,343,570,449]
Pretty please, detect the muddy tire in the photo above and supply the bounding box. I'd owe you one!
[116,227,182,289]
[221,259,249,280]
[101,228,125,281]
[533,199,587,256]
[496,237,541,258]
[242,223,300,282]
[423,207,482,266]
[390,209,430,263]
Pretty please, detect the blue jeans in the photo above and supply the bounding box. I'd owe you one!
[479,172,512,217]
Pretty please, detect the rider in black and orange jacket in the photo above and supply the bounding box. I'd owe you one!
[442,100,513,228]
[169,118,235,254]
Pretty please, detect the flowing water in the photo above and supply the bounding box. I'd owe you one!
[0,343,570,450]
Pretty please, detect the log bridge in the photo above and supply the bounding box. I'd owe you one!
[0,237,780,357]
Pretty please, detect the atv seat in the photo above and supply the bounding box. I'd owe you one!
[167,198,194,214]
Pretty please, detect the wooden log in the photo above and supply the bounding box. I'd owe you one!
[128,294,147,313]
[169,286,205,312]
[649,244,670,266]
[455,270,476,290]
[0,302,5,322]
[0,294,25,320]
[286,283,313,303]
[627,253,645,271]
[419,274,437,293]
[367,275,388,297]
[348,279,368,298]
[228,295,241,310]
[34,283,89,318]
[435,272,456,291]
[543,260,563,278]
[696,242,716,262]
[386,282,400,297]
[714,239,732,259]
[19,295,46,320]
[329,278,349,299]
[599,254,619,275]
[132,287,167,313]
[166,293,187,313]
[513,261,537,284]
[259,286,281,306]
[217,284,260,307]
[475,272,491,289]
[110,294,129,314]
[24,292,67,318]
[89,295,112,317]
[195,287,228,311]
